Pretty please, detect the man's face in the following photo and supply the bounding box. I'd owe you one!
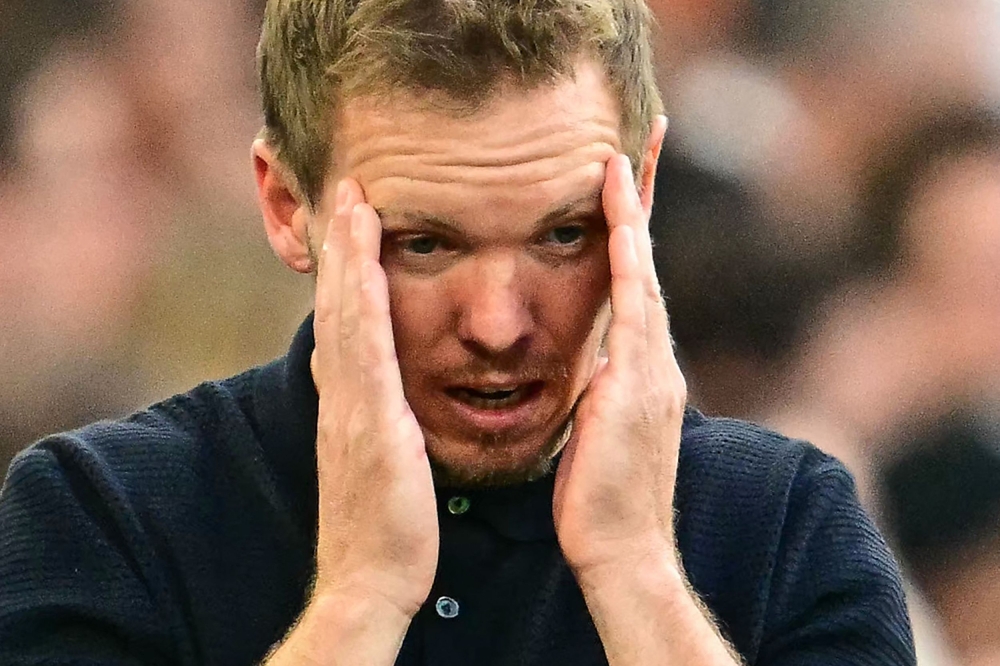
[313,61,626,486]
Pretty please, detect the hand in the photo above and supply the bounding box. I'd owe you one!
[310,178,438,619]
[553,152,687,580]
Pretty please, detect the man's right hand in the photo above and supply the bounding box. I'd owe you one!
[266,178,438,665]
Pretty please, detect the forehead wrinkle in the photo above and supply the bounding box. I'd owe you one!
[419,113,620,156]
[334,60,623,193]
[344,119,620,168]
[354,147,612,189]
[339,93,621,176]
[365,163,605,228]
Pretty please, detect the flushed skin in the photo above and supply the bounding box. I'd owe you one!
[254,57,744,664]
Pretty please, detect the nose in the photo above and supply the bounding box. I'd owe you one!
[455,255,533,357]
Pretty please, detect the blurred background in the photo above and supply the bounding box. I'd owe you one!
[1,0,999,663]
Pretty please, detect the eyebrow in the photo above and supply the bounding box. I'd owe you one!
[375,190,603,232]
[539,190,604,225]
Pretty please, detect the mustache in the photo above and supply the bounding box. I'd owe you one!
[428,355,572,385]
[433,367,570,386]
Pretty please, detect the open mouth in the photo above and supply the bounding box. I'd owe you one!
[446,382,544,410]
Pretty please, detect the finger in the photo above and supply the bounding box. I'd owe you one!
[315,179,364,361]
[631,152,676,369]
[338,203,371,367]
[605,224,647,370]
[603,153,677,370]
[603,154,663,309]
[638,115,669,218]
[357,259,409,423]
[602,154,640,232]
[351,201,384,263]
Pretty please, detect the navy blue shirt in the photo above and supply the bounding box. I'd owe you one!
[0,316,915,665]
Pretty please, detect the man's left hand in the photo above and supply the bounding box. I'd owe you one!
[553,150,686,580]
[551,145,741,666]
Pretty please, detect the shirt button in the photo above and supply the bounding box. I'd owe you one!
[435,595,460,619]
[447,496,471,515]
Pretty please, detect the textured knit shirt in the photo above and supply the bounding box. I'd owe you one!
[0,316,916,665]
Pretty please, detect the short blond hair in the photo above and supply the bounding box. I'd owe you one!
[257,0,663,207]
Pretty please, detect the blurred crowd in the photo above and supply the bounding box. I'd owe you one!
[2,0,999,663]
[0,0,312,469]
[648,0,1000,662]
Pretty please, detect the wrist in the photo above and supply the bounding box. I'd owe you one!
[265,590,414,666]
[574,543,688,610]
[573,550,742,665]
[571,537,681,590]
[308,586,418,624]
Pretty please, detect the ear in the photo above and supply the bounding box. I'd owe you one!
[252,138,314,274]
[638,115,668,219]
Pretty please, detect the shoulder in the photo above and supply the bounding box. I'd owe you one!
[677,408,847,509]
[675,410,914,663]
[0,360,304,666]
[2,359,282,529]
[676,408,863,561]
[17,360,271,461]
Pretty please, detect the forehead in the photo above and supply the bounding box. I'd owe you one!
[327,60,623,223]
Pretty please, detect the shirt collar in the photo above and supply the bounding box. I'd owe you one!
[439,470,559,542]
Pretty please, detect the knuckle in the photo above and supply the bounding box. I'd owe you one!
[314,291,335,323]
[620,310,645,334]
[356,334,381,373]
[345,402,374,446]
[616,293,646,329]
[644,278,664,306]
[339,318,358,349]
[649,368,686,416]
[666,376,687,414]
[676,373,688,405]
[386,410,421,444]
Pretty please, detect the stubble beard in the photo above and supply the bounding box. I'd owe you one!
[422,309,608,490]
[425,415,575,489]
[420,317,606,490]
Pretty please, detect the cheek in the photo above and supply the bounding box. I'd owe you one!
[384,275,449,367]
[533,256,611,352]
[382,251,611,370]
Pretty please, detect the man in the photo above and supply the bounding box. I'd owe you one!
[0,1,914,664]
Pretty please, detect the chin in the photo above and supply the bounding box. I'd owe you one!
[423,421,572,489]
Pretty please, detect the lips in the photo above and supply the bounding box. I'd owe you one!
[440,381,547,433]
[446,382,543,409]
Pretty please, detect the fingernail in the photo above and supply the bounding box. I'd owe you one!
[335,180,349,214]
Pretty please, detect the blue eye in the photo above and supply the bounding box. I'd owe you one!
[404,236,441,255]
[547,226,585,245]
